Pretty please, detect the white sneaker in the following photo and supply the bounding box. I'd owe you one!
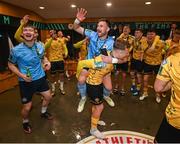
[139,94,148,101]
[90,129,105,139]
[77,98,87,113]
[162,93,166,98]
[60,89,65,95]
[103,96,115,107]
[97,120,106,126]
[156,96,161,103]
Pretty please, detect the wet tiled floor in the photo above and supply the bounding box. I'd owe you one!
[0,75,169,143]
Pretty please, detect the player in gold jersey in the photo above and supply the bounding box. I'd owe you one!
[57,31,70,80]
[86,39,128,139]
[114,25,134,96]
[139,29,166,103]
[154,29,180,142]
[130,28,148,96]
[45,30,68,96]
[165,29,180,58]
[73,37,89,60]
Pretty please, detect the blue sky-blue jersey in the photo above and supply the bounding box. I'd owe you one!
[84,29,114,59]
[8,42,45,81]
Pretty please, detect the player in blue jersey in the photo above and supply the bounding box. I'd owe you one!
[73,8,118,112]
[8,24,53,134]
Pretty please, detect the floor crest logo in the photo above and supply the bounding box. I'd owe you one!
[77,130,154,144]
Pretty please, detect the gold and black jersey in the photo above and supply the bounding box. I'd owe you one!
[117,33,135,61]
[157,52,180,129]
[86,64,113,85]
[144,38,165,65]
[132,36,148,60]
[117,33,134,52]
[165,39,180,58]
[46,39,65,62]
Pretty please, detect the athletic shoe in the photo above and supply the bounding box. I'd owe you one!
[23,122,32,134]
[156,96,161,103]
[103,96,115,107]
[139,94,148,101]
[90,129,105,139]
[41,111,53,120]
[77,97,87,113]
[162,93,166,98]
[113,88,118,94]
[119,89,126,96]
[130,85,139,96]
[60,89,65,95]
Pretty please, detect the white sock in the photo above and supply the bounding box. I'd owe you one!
[60,82,64,90]
[41,106,47,113]
[91,127,97,131]
[23,119,29,123]
[66,71,70,77]
[81,96,86,100]
[51,82,56,90]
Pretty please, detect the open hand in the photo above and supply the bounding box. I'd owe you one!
[76,8,87,22]
[21,15,29,25]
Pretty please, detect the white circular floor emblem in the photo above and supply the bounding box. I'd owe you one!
[77,130,154,144]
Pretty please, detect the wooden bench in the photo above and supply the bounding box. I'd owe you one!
[0,71,18,93]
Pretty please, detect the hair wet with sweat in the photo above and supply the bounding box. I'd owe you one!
[23,24,37,31]
[98,18,111,28]
[147,28,156,34]
[135,28,143,33]
[113,39,128,50]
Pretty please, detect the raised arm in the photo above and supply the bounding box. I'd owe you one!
[14,15,29,43]
[73,39,84,49]
[63,44,68,58]
[73,8,87,35]
[44,38,53,50]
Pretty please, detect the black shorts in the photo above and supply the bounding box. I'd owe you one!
[86,83,103,105]
[130,58,144,73]
[143,62,160,75]
[155,116,180,143]
[115,62,128,72]
[19,76,49,104]
[50,61,64,74]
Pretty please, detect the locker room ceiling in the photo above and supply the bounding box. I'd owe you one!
[2,0,180,19]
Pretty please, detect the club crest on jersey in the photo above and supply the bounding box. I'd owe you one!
[103,44,107,49]
[95,98,100,102]
[161,59,167,65]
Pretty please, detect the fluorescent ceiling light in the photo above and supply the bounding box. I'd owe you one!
[106,2,112,7]
[39,6,45,10]
[145,2,151,5]
[71,4,77,8]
